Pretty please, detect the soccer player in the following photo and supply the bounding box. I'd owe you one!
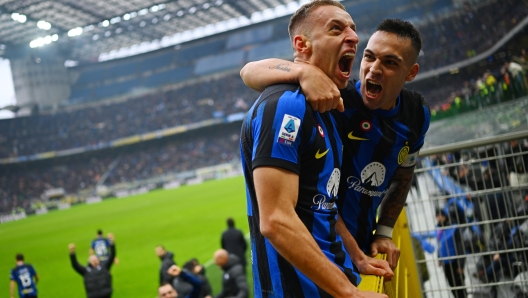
[240,18,430,270]
[240,1,389,297]
[10,254,38,298]
[90,229,111,262]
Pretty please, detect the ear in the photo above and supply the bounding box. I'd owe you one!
[405,63,419,82]
[293,34,311,55]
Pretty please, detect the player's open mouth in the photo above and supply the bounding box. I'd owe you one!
[338,52,355,76]
[366,80,382,97]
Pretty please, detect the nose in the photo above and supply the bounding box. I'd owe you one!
[344,27,359,45]
[370,59,382,75]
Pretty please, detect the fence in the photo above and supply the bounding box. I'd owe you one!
[360,130,528,297]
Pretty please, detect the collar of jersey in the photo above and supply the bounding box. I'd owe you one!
[355,80,400,117]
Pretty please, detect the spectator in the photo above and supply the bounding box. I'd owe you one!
[167,265,202,298]
[183,259,212,298]
[436,209,467,298]
[213,249,248,298]
[69,234,116,298]
[156,245,176,286]
[158,283,178,298]
[220,218,247,274]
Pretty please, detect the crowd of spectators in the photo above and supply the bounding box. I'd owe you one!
[0,0,527,159]
[427,138,528,297]
[0,74,256,158]
[415,0,527,72]
[2,0,528,215]
[0,124,240,214]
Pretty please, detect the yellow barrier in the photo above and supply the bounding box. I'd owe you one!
[358,208,423,297]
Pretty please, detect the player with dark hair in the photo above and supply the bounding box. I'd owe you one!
[90,229,111,262]
[241,18,430,270]
[240,1,390,297]
[10,254,38,298]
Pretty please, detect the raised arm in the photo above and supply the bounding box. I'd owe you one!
[254,166,372,298]
[69,244,87,276]
[371,166,416,269]
[336,215,393,280]
[240,58,343,113]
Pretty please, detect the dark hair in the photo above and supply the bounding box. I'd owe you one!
[227,218,235,228]
[16,253,24,261]
[375,19,422,60]
[288,0,346,42]
[97,229,103,235]
[183,259,196,272]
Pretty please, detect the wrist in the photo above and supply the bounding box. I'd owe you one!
[375,225,393,240]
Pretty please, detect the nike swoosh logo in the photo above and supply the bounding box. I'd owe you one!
[348,131,369,141]
[315,148,330,159]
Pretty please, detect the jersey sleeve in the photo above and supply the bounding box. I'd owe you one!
[410,101,431,153]
[91,240,96,249]
[29,265,37,276]
[9,269,15,280]
[250,87,309,175]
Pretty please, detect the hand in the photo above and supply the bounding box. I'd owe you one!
[167,265,181,276]
[493,253,500,262]
[68,243,76,253]
[355,256,394,282]
[370,237,400,270]
[107,233,114,243]
[298,63,344,113]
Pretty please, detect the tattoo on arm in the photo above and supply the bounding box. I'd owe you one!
[377,166,415,227]
[269,63,291,72]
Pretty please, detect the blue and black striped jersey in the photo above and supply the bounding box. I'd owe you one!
[240,84,360,298]
[337,80,431,253]
[10,264,38,297]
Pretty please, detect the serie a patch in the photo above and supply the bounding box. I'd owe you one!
[277,114,301,146]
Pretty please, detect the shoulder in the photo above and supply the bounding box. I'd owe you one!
[399,88,430,115]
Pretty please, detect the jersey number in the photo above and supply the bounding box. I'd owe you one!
[19,272,32,287]
[95,244,108,256]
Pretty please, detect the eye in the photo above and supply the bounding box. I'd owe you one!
[331,25,341,30]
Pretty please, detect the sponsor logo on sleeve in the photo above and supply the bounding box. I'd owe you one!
[277,114,301,147]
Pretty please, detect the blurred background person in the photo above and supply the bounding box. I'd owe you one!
[69,234,116,298]
[213,249,248,298]
[156,245,176,286]
[220,218,247,274]
[10,253,38,298]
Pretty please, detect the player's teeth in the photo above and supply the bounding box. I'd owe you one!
[341,71,349,75]
[368,80,380,86]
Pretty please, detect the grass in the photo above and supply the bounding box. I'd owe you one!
[0,176,252,297]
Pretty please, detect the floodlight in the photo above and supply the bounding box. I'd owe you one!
[37,20,51,30]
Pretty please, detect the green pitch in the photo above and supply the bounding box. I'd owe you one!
[0,176,253,297]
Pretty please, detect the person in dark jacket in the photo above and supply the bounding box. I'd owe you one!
[156,246,176,286]
[213,249,248,298]
[220,218,247,274]
[436,209,467,298]
[183,259,212,298]
[69,234,115,298]
[167,265,202,298]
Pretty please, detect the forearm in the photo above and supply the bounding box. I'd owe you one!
[70,253,86,275]
[336,214,366,264]
[265,215,356,297]
[10,280,15,297]
[377,166,415,228]
[240,58,302,91]
[254,167,357,297]
[106,244,116,270]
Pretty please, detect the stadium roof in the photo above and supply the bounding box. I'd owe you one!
[0,0,300,63]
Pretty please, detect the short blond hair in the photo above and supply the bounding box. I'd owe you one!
[288,0,346,41]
